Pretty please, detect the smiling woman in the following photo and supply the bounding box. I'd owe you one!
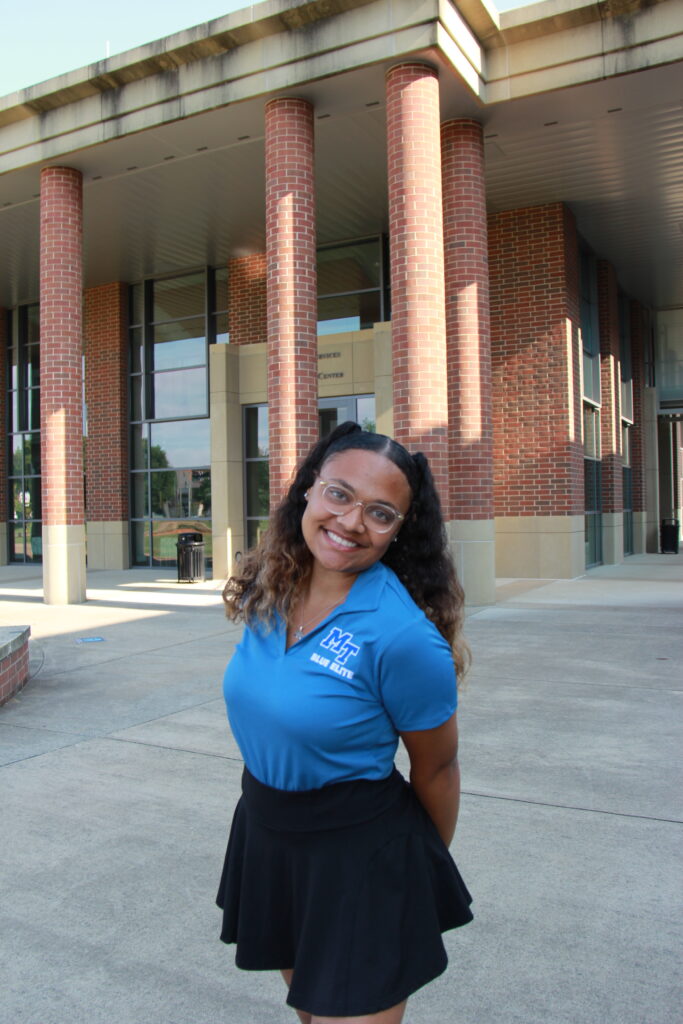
[217,421,472,1024]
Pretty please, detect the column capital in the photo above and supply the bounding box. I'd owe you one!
[385,60,439,80]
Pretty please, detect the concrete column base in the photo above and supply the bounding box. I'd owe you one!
[445,519,496,606]
[210,345,245,582]
[602,512,624,565]
[0,523,7,565]
[495,515,584,579]
[85,521,130,570]
[632,511,647,554]
[43,524,87,604]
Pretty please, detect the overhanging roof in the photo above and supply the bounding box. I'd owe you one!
[0,0,681,309]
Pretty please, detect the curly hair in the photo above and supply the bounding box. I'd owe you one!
[223,421,470,677]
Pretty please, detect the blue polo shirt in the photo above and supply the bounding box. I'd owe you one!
[222,561,457,791]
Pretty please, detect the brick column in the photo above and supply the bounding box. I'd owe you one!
[489,203,584,579]
[265,98,318,506]
[630,300,652,552]
[0,309,7,565]
[441,118,494,603]
[385,63,449,503]
[228,254,267,346]
[40,166,86,603]
[84,282,129,569]
[597,260,623,564]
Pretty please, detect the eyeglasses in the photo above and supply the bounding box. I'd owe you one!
[317,480,405,534]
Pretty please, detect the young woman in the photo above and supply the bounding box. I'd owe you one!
[217,421,472,1024]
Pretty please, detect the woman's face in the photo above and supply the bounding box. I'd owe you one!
[301,448,412,577]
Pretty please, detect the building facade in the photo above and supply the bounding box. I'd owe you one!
[1,0,682,603]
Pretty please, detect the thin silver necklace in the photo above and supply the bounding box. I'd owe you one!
[293,596,344,642]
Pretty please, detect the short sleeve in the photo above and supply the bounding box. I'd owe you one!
[377,618,457,732]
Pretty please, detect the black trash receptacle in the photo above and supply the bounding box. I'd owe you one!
[176,532,206,582]
[660,519,680,554]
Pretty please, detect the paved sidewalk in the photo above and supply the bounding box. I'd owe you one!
[0,554,681,1024]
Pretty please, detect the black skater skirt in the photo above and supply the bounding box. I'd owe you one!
[216,766,473,1018]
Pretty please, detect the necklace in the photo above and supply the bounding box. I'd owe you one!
[292,596,344,642]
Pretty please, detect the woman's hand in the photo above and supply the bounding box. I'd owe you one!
[400,712,460,847]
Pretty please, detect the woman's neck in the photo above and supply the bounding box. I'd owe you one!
[306,564,357,605]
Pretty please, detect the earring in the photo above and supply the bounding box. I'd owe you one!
[304,491,310,500]
[392,535,398,543]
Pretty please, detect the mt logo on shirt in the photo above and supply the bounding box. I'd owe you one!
[309,627,360,679]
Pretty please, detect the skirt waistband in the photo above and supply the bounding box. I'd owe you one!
[240,767,406,833]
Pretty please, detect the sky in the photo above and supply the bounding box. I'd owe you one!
[0,0,532,98]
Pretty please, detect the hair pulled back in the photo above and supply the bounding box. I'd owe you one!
[223,422,469,676]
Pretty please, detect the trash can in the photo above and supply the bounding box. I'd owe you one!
[176,532,206,582]
[660,519,680,554]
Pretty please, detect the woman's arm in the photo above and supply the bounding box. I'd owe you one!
[400,712,461,847]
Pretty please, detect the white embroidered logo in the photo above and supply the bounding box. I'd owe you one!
[309,627,361,679]
[319,627,360,665]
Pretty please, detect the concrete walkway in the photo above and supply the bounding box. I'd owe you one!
[0,554,681,1024]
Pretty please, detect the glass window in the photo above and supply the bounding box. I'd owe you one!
[150,469,211,519]
[318,241,381,294]
[130,426,147,470]
[580,246,601,404]
[130,376,143,422]
[151,520,212,568]
[317,293,382,336]
[131,521,150,566]
[153,273,205,322]
[152,366,207,419]
[619,292,633,423]
[150,419,210,467]
[151,319,206,370]
[583,404,601,459]
[6,305,42,563]
[244,405,269,458]
[130,328,143,374]
[317,238,385,336]
[214,267,228,312]
[245,462,270,519]
[214,312,229,346]
[129,270,218,569]
[130,283,143,327]
[131,472,149,518]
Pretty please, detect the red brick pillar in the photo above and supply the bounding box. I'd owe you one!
[265,98,318,505]
[84,283,129,569]
[0,309,7,565]
[597,260,623,563]
[228,254,267,345]
[629,300,648,552]
[40,166,86,603]
[489,203,584,579]
[385,63,449,504]
[441,118,494,602]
